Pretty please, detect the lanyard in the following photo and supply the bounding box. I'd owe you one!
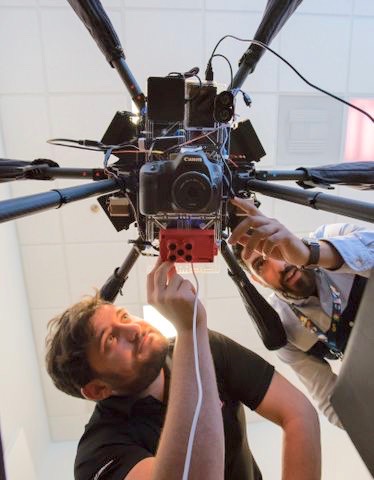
[289,271,343,360]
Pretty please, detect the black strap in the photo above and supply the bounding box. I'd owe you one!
[334,275,368,352]
[307,275,368,360]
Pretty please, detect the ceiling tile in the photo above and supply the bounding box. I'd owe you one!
[273,189,339,233]
[349,18,374,93]
[41,8,124,93]
[21,244,71,308]
[59,194,135,244]
[0,8,44,93]
[276,95,343,166]
[353,0,374,15]
[298,0,353,15]
[279,15,351,93]
[206,297,271,355]
[205,11,279,93]
[0,95,52,159]
[65,242,141,303]
[205,255,240,299]
[123,10,204,91]
[126,0,202,8]
[234,94,278,167]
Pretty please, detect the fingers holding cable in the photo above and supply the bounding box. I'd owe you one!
[148,258,204,331]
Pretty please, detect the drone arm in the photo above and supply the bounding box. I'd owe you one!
[100,238,144,302]
[231,0,303,89]
[254,169,307,182]
[67,0,145,112]
[0,178,120,224]
[0,158,108,183]
[246,180,374,224]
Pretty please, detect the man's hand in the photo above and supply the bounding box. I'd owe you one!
[228,197,311,266]
[147,258,206,333]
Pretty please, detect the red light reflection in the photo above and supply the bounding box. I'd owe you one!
[345,99,374,162]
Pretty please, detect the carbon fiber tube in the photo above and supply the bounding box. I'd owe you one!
[0,179,120,224]
[67,0,145,112]
[221,240,287,350]
[100,240,143,302]
[246,180,374,223]
[231,0,303,89]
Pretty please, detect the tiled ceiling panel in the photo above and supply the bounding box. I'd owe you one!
[276,95,344,166]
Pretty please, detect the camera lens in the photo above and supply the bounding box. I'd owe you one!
[177,249,184,256]
[172,172,212,212]
[169,243,176,250]
[185,243,192,250]
[219,91,233,106]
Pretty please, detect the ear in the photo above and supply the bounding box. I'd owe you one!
[81,379,113,401]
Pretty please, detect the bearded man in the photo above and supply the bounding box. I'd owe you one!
[46,258,321,480]
[229,196,373,427]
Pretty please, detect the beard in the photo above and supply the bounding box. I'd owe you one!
[101,334,169,397]
[278,265,317,299]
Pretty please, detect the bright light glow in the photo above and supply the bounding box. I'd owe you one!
[344,98,374,162]
[130,101,140,124]
[130,114,140,125]
[143,305,177,338]
[131,100,139,115]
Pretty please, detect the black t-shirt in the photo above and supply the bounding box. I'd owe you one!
[75,331,275,480]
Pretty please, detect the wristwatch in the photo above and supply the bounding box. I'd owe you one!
[301,238,320,268]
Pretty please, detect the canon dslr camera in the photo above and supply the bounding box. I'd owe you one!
[139,147,223,215]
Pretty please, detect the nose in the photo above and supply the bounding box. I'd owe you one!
[119,321,142,342]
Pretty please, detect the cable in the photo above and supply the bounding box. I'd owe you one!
[187,75,203,103]
[211,53,234,87]
[208,35,374,123]
[47,138,104,151]
[47,137,141,153]
[182,263,202,480]
[164,127,221,153]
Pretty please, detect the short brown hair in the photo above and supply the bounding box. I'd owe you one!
[45,293,109,398]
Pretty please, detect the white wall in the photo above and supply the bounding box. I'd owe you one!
[0,145,50,478]
[0,184,50,480]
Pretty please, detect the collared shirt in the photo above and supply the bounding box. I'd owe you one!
[75,330,275,480]
[268,223,374,426]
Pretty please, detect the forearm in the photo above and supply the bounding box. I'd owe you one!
[152,322,224,480]
[282,408,321,480]
[316,240,344,270]
[281,349,342,427]
[295,238,343,269]
[256,371,321,480]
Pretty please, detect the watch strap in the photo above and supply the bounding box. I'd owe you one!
[301,238,320,267]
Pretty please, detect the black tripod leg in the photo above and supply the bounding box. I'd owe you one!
[100,238,145,303]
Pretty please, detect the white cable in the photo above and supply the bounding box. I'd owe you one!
[182,263,202,480]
